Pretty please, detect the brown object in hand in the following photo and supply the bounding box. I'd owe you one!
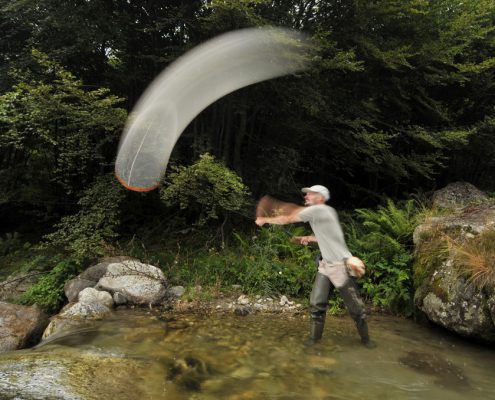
[256,195,303,218]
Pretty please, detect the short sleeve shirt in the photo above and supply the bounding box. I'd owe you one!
[298,204,352,262]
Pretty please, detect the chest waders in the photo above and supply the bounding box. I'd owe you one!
[308,256,374,347]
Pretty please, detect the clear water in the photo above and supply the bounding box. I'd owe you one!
[2,309,495,400]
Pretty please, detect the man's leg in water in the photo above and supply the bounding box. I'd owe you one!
[308,271,333,343]
[338,278,375,348]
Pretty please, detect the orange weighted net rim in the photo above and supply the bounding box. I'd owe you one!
[115,172,160,192]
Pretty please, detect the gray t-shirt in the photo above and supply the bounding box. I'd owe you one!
[298,204,352,262]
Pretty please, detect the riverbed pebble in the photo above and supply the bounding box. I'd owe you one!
[237,295,250,305]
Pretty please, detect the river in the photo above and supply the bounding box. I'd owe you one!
[1,309,494,399]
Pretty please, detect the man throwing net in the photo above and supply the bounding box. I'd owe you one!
[255,185,375,348]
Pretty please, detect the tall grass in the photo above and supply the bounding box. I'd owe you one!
[447,228,495,291]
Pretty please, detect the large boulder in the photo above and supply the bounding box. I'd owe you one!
[414,260,495,343]
[63,256,137,302]
[413,184,495,344]
[431,181,488,209]
[0,302,49,352]
[96,260,167,305]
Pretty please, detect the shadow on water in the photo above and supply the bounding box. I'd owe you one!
[399,351,470,391]
[1,310,495,400]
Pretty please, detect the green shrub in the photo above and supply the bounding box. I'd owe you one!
[18,259,81,313]
[345,199,421,315]
[43,174,125,261]
[359,251,412,315]
[160,153,251,226]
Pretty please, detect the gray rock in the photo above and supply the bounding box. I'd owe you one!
[237,294,250,305]
[113,292,128,305]
[413,204,495,246]
[234,305,250,316]
[413,193,495,344]
[96,260,167,305]
[488,294,495,325]
[166,286,185,298]
[415,263,495,343]
[64,278,96,302]
[280,295,289,306]
[432,181,488,209]
[60,302,111,320]
[78,263,110,282]
[62,257,138,302]
[42,302,111,340]
[0,302,49,352]
[78,287,114,309]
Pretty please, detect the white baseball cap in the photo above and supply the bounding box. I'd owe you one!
[301,185,330,201]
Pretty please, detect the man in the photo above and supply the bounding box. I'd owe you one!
[255,185,375,348]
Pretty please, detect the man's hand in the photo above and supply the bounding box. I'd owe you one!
[291,236,316,245]
[255,217,266,227]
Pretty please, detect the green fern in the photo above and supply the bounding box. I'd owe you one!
[345,198,420,315]
[356,199,418,247]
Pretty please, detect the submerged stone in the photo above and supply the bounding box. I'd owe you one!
[167,355,210,391]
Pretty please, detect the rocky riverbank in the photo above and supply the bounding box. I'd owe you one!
[0,256,308,353]
[167,292,306,316]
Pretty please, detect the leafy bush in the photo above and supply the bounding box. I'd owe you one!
[18,259,81,313]
[0,49,126,205]
[43,174,125,261]
[160,153,251,226]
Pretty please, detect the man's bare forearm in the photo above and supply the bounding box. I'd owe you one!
[255,213,301,226]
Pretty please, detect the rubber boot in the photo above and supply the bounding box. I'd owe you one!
[356,317,376,349]
[305,315,325,346]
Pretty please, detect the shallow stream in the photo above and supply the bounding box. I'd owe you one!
[1,310,494,399]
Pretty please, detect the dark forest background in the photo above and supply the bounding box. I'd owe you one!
[1,0,494,248]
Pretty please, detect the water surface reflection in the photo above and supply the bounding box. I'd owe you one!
[2,310,495,399]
